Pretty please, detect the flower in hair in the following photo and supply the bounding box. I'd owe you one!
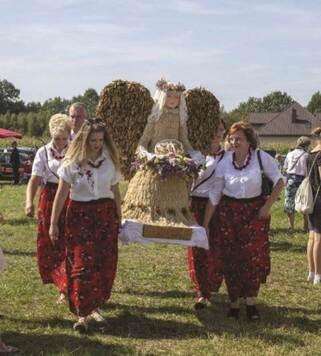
[156,78,186,92]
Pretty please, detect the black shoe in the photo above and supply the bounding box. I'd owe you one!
[194,297,207,310]
[227,308,240,319]
[246,305,260,321]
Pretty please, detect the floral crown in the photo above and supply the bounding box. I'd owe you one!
[156,78,186,93]
[85,117,106,127]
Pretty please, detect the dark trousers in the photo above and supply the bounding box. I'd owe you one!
[12,165,20,184]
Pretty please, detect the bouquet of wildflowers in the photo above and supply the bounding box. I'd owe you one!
[132,153,200,180]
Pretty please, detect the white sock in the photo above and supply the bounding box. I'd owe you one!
[313,274,321,284]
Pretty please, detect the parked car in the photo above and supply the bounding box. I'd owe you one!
[0,151,33,182]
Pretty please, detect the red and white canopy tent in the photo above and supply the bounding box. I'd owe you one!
[0,128,23,139]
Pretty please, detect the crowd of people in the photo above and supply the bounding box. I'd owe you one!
[1,91,321,345]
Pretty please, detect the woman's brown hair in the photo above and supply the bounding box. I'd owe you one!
[228,121,259,149]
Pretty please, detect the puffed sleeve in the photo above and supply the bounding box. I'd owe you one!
[260,150,283,185]
[31,147,46,177]
[57,164,73,185]
[208,161,225,206]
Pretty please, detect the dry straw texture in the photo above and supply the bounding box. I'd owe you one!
[96,80,154,179]
[185,87,220,154]
[122,170,196,226]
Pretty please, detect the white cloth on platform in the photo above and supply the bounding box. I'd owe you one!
[119,219,209,249]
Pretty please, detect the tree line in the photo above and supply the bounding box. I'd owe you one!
[1,78,321,137]
[0,79,99,136]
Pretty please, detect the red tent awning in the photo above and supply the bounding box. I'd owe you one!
[0,128,23,139]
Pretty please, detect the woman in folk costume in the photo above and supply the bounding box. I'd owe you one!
[122,79,201,226]
[25,114,71,303]
[187,119,226,309]
[50,117,121,332]
[203,121,284,320]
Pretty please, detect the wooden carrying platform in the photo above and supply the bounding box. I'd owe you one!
[142,224,193,241]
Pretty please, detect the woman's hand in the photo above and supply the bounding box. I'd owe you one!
[258,204,271,220]
[25,204,34,217]
[49,223,59,244]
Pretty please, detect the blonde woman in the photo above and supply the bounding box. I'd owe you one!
[49,117,121,332]
[25,114,71,303]
[306,128,321,284]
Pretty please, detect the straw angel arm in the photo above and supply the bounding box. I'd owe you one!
[136,120,155,158]
[179,122,193,153]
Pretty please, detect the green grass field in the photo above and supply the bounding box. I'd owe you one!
[1,183,321,355]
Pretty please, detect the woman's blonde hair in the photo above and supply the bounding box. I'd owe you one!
[49,114,71,138]
[228,121,260,149]
[63,117,120,170]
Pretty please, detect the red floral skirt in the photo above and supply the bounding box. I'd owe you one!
[65,198,119,317]
[187,196,223,299]
[37,183,68,293]
[218,196,271,302]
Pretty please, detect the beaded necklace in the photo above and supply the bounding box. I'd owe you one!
[232,148,251,170]
[50,147,65,160]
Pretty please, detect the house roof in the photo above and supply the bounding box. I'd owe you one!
[248,102,321,136]
[248,113,278,125]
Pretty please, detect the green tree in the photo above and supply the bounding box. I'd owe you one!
[72,88,99,116]
[0,79,23,114]
[307,91,321,114]
[237,91,293,114]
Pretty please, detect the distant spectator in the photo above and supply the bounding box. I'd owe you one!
[283,136,311,232]
[10,141,20,185]
[68,102,87,140]
[306,128,321,285]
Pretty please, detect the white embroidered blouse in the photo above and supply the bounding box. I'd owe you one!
[191,152,225,198]
[32,141,68,184]
[58,149,121,202]
[209,149,283,205]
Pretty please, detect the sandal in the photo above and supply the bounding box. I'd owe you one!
[89,310,105,323]
[0,342,19,353]
[73,317,88,333]
[56,293,67,304]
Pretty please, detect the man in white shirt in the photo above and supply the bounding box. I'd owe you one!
[68,102,88,140]
[283,136,311,232]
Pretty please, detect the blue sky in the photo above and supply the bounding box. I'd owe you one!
[1,0,321,110]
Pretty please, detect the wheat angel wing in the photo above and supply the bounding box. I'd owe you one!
[96,80,154,179]
[184,87,220,154]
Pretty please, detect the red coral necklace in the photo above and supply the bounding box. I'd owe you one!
[50,147,65,160]
[232,149,251,170]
